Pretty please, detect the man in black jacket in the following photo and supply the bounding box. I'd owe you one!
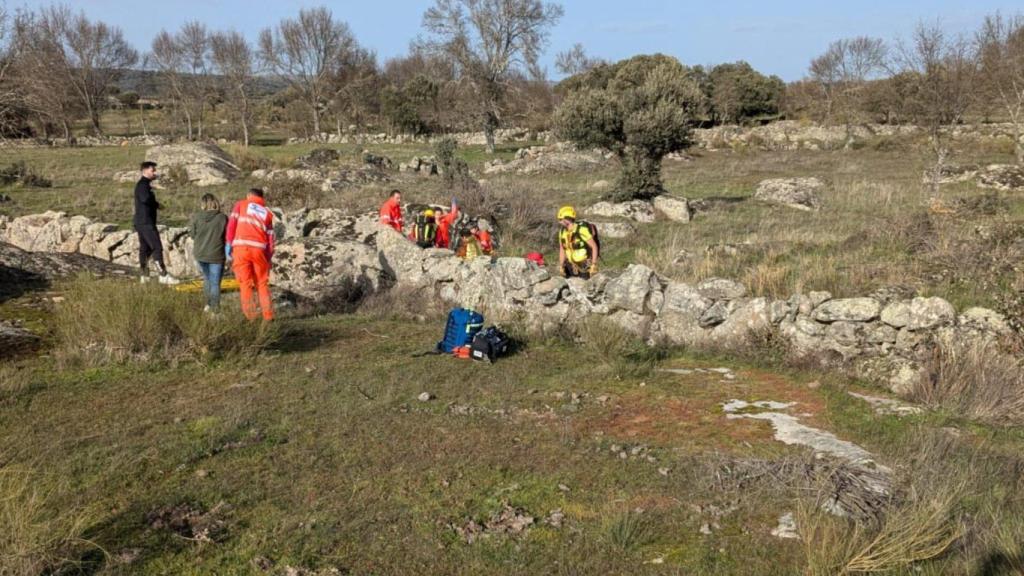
[134,161,178,284]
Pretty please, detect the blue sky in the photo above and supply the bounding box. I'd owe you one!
[20,0,1024,80]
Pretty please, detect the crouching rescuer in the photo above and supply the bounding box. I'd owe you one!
[557,205,599,279]
[226,188,275,321]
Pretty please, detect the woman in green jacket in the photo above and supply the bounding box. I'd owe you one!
[189,194,228,312]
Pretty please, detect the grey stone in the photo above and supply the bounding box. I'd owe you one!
[699,300,732,328]
[696,277,747,300]
[652,195,692,222]
[271,238,387,305]
[585,200,656,223]
[605,264,659,315]
[959,307,1011,335]
[811,298,881,323]
[754,177,824,211]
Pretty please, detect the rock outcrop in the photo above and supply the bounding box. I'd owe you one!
[977,164,1024,191]
[754,178,824,211]
[146,142,240,186]
[484,143,606,175]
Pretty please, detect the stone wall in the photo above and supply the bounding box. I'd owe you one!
[1,209,1012,396]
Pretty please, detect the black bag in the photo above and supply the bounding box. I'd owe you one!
[470,326,510,363]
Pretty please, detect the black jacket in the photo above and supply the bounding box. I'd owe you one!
[133,177,160,227]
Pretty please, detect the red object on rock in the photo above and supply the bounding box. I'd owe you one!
[525,252,545,266]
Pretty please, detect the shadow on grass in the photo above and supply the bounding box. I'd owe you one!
[267,323,344,354]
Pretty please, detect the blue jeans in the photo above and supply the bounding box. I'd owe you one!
[196,261,224,310]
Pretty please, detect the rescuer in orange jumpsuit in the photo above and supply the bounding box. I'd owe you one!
[434,199,459,249]
[470,221,493,255]
[379,189,404,232]
[226,188,275,321]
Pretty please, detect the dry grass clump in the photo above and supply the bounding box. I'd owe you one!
[54,276,277,365]
[356,284,448,322]
[457,181,557,256]
[912,340,1024,425]
[0,464,100,576]
[797,433,968,575]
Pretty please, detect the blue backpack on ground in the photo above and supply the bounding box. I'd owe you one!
[437,308,485,353]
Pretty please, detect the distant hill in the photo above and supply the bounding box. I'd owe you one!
[115,69,287,99]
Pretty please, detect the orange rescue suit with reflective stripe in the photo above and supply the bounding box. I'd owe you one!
[227,196,274,255]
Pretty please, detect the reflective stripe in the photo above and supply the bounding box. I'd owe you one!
[239,215,267,231]
[233,238,267,249]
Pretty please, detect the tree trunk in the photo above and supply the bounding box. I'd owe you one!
[1014,120,1023,165]
[90,107,103,137]
[483,109,498,154]
[312,103,321,140]
[139,103,148,137]
[185,110,193,140]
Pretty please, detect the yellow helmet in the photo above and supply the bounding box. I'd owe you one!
[424,209,435,218]
[557,205,576,220]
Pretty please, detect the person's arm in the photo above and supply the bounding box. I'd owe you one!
[189,213,197,239]
[586,237,599,272]
[265,212,275,260]
[558,241,567,275]
[225,202,238,257]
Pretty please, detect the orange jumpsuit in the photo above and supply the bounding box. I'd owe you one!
[379,197,404,232]
[227,195,275,321]
[474,230,493,254]
[435,206,460,248]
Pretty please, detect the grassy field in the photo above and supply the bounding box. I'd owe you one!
[3,279,1024,574]
[3,135,1024,573]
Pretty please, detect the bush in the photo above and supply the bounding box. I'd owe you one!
[434,137,475,193]
[54,276,277,365]
[162,165,190,188]
[232,147,272,173]
[0,161,52,188]
[912,340,1024,425]
[264,177,322,210]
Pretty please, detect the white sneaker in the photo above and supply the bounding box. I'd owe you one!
[203,305,211,313]
[158,274,181,285]
[140,275,151,284]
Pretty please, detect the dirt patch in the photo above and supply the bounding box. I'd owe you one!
[450,503,535,543]
[146,501,229,542]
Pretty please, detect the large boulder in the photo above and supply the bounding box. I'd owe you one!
[591,221,635,239]
[271,238,388,305]
[146,142,240,187]
[604,264,661,315]
[2,211,91,253]
[1,240,133,300]
[977,164,1024,191]
[586,200,656,223]
[650,282,712,346]
[652,195,692,222]
[754,177,824,211]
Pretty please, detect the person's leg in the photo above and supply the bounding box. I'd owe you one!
[233,249,258,320]
[148,228,167,275]
[208,262,223,310]
[252,250,273,321]
[197,261,211,308]
[137,227,153,275]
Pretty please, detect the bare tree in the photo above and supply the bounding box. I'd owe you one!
[13,5,137,136]
[895,23,978,196]
[258,7,359,138]
[178,22,213,139]
[555,43,602,76]
[9,9,84,139]
[0,5,23,136]
[150,22,213,140]
[211,30,255,146]
[977,13,1024,163]
[328,46,379,135]
[421,0,563,153]
[809,36,887,144]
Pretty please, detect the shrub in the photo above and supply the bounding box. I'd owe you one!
[232,147,272,173]
[0,161,52,188]
[162,165,190,188]
[54,276,277,365]
[264,177,322,210]
[0,465,98,575]
[912,340,1024,425]
[434,137,475,193]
